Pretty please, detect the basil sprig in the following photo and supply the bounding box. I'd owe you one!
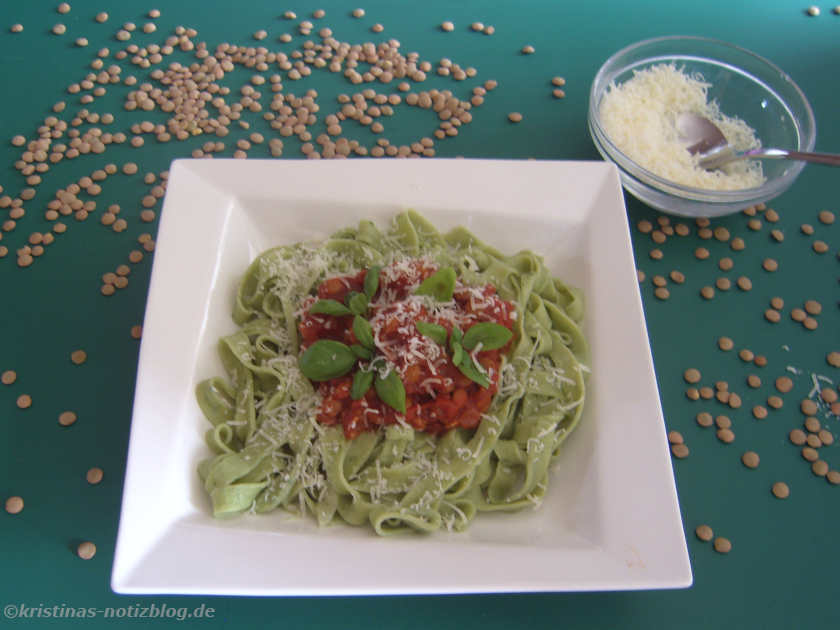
[363,265,381,299]
[346,291,369,316]
[414,267,456,302]
[298,339,357,381]
[462,322,513,351]
[351,369,374,400]
[456,353,491,388]
[309,299,352,316]
[374,368,406,414]
[416,321,447,345]
[352,315,375,350]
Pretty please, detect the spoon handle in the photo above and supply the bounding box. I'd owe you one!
[746,148,840,166]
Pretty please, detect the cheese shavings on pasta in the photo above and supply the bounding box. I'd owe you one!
[196,211,589,535]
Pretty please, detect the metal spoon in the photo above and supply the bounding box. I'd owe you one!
[676,112,840,170]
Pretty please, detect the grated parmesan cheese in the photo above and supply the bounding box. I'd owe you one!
[599,63,766,190]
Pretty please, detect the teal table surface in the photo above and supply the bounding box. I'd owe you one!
[1,1,838,628]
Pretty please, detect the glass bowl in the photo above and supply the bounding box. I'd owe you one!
[588,36,815,217]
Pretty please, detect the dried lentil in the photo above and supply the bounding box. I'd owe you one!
[696,412,713,427]
[86,467,104,484]
[771,482,790,499]
[671,443,689,458]
[695,524,713,541]
[77,541,96,560]
[741,451,760,468]
[58,411,77,426]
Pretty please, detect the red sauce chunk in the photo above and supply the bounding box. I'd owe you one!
[298,259,516,439]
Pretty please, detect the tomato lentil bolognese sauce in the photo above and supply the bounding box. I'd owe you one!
[298,259,516,438]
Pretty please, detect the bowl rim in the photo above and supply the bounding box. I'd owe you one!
[588,35,816,203]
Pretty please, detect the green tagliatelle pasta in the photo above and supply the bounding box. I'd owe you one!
[196,210,589,535]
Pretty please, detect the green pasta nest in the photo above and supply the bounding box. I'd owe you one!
[196,211,589,535]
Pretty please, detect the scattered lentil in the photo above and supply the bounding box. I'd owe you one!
[754,355,767,367]
[789,429,807,445]
[718,337,734,351]
[803,317,818,331]
[58,411,77,426]
[507,112,523,123]
[736,276,752,291]
[790,308,807,322]
[77,541,96,560]
[695,247,710,260]
[813,240,829,254]
[86,467,104,484]
[818,210,835,224]
[5,496,24,514]
[713,537,732,554]
[812,460,829,477]
[767,395,783,410]
[738,349,754,362]
[717,428,735,443]
[741,451,760,468]
[801,399,818,416]
[700,286,715,299]
[775,376,793,393]
[715,415,732,429]
[696,412,714,427]
[695,524,714,541]
[1,370,16,385]
[771,482,790,499]
[654,287,670,300]
[70,350,87,365]
[817,429,834,446]
[752,405,768,420]
[52,23,66,35]
[804,300,822,315]
[827,471,840,485]
[804,417,821,433]
[802,447,819,462]
[16,394,32,409]
[671,443,689,458]
[801,223,815,235]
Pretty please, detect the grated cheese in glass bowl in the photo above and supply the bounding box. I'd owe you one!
[588,36,815,217]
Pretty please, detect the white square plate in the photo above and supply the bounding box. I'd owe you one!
[112,159,691,595]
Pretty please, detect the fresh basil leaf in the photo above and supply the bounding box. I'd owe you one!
[416,321,447,345]
[346,291,369,316]
[457,353,491,388]
[451,340,463,366]
[414,267,456,302]
[374,369,406,414]
[298,340,356,382]
[352,315,375,350]
[309,299,352,317]
[363,265,381,300]
[350,344,373,360]
[462,322,513,351]
[350,369,374,400]
[449,325,463,353]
